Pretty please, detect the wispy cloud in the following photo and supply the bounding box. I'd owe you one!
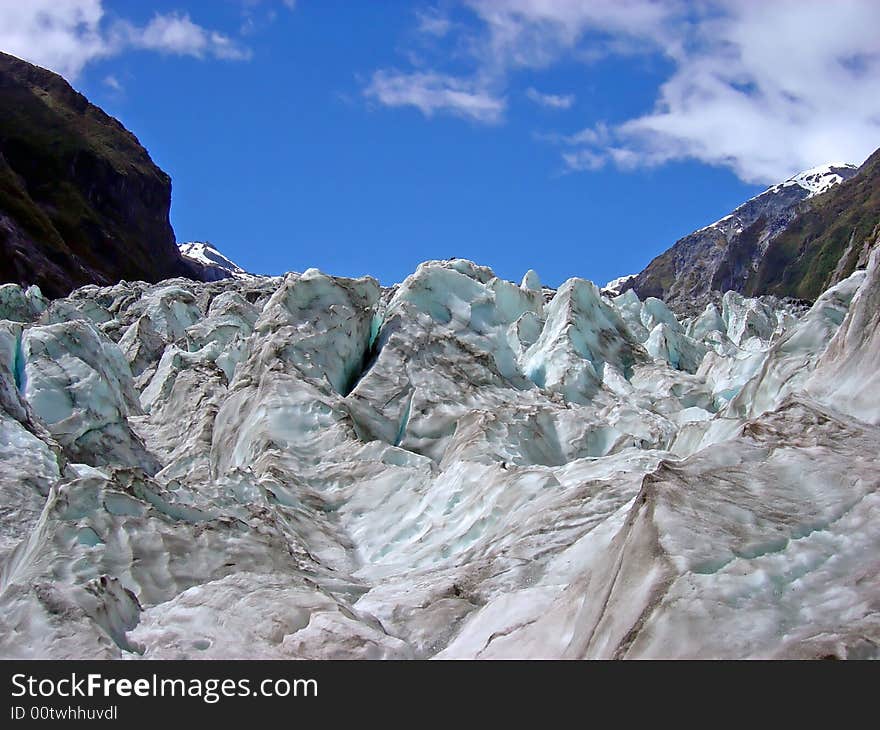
[121,12,252,61]
[415,7,452,38]
[525,87,574,109]
[368,0,880,183]
[103,74,123,92]
[238,0,298,36]
[0,0,109,79]
[0,1,253,80]
[364,70,505,124]
[364,1,683,134]
[463,0,684,72]
[561,148,606,172]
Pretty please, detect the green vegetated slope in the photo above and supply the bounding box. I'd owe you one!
[748,148,880,300]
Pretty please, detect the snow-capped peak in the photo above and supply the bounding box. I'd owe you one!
[602,273,636,296]
[774,162,858,198]
[692,162,857,236]
[179,241,250,279]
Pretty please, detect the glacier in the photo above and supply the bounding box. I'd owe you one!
[0,253,877,659]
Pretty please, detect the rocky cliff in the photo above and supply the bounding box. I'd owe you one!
[0,52,198,298]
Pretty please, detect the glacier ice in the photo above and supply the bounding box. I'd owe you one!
[0,256,877,660]
[807,247,880,425]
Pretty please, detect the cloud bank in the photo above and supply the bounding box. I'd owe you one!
[367,0,880,183]
[0,0,257,80]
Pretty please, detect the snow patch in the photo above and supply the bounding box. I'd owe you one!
[178,241,251,279]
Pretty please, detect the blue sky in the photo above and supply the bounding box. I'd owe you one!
[3,1,880,287]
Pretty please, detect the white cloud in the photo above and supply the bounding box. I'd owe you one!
[103,74,122,92]
[239,0,297,36]
[604,0,880,182]
[365,1,683,132]
[0,0,109,79]
[416,8,452,38]
[0,1,250,80]
[463,0,686,72]
[138,14,208,55]
[371,0,880,183]
[365,70,505,124]
[525,87,574,109]
[561,148,606,171]
[121,12,251,61]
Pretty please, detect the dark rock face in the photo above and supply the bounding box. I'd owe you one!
[626,163,861,315]
[0,52,195,299]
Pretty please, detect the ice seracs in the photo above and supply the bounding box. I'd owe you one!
[0,255,877,659]
[601,273,635,297]
[807,246,880,425]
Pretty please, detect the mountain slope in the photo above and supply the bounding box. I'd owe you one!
[178,241,251,281]
[0,52,194,298]
[749,148,880,300]
[626,163,859,314]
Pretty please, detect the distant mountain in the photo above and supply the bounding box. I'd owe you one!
[178,241,251,281]
[0,52,196,298]
[625,162,862,314]
[601,273,636,297]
